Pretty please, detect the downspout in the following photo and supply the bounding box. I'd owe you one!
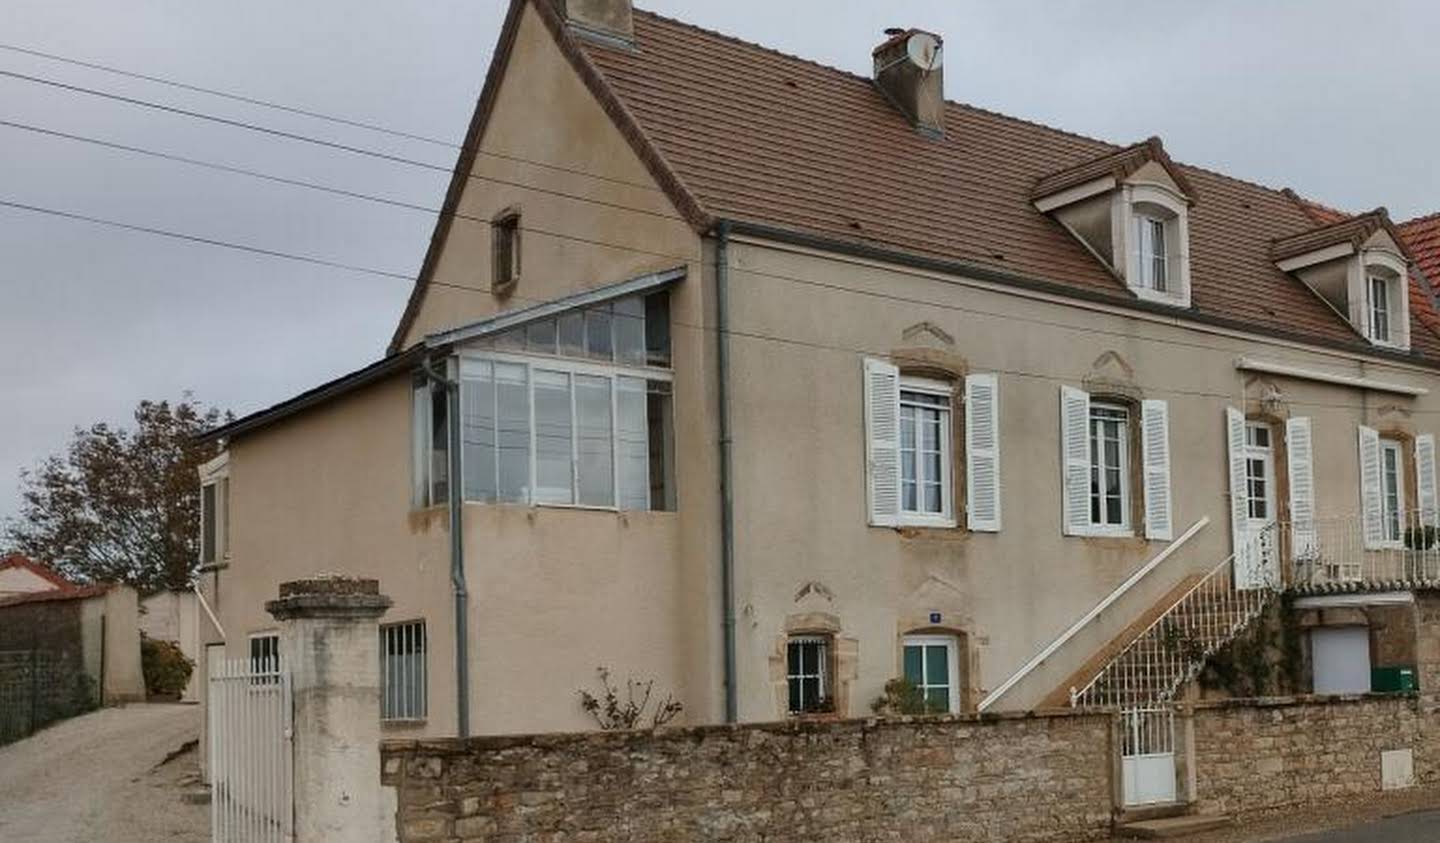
[422,356,470,738]
[715,221,738,723]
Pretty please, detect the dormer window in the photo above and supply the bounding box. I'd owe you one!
[1032,137,1195,310]
[1271,209,1412,352]
[1135,214,1170,293]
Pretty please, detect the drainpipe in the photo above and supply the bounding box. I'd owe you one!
[715,221,738,723]
[422,356,470,738]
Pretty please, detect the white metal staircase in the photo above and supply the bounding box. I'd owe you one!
[1070,522,1281,709]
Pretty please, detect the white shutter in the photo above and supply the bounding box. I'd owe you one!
[1416,434,1438,528]
[1358,425,1384,549]
[864,358,901,527]
[1225,408,1251,580]
[1285,417,1318,559]
[1060,386,1092,535]
[1140,399,1173,541]
[965,373,1001,532]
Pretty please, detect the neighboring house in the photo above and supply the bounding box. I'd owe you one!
[0,553,78,597]
[197,0,1440,739]
[0,557,145,705]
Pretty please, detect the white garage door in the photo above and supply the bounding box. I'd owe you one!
[1312,626,1371,694]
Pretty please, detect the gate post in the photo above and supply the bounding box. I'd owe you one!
[267,575,392,843]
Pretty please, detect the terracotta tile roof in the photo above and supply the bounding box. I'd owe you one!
[576,9,1393,353]
[0,554,77,592]
[0,583,110,609]
[1032,136,1196,202]
[1400,213,1440,341]
[1270,210,1399,262]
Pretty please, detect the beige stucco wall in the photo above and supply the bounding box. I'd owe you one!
[214,0,719,737]
[139,590,202,701]
[719,235,1439,716]
[210,0,1440,738]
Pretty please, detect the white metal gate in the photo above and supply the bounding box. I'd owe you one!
[1120,706,1177,807]
[209,656,293,842]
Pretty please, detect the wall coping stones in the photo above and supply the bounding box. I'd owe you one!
[266,575,392,620]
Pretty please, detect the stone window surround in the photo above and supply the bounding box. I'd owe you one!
[769,612,858,719]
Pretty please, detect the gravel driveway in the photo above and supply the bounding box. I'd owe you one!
[0,703,207,842]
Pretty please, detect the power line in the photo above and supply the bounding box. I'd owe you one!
[0,68,681,222]
[2,195,1430,416]
[0,40,457,148]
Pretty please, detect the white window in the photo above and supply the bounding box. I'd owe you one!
[248,632,280,685]
[1370,274,1392,344]
[1089,403,1130,530]
[899,379,953,524]
[199,478,229,565]
[786,636,830,714]
[902,634,960,714]
[380,621,427,722]
[417,292,675,512]
[412,376,451,508]
[1381,438,1405,544]
[1135,215,1169,292]
[1244,423,1274,522]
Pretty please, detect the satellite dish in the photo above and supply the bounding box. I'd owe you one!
[905,31,943,70]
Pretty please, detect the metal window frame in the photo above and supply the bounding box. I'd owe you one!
[786,635,831,714]
[380,619,428,722]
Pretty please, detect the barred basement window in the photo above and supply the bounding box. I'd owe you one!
[380,621,427,721]
[248,632,279,685]
[786,635,830,715]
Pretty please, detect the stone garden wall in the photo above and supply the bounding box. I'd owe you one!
[382,711,1116,843]
[382,694,1440,842]
[1190,694,1439,816]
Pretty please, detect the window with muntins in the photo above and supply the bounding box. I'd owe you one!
[380,621,427,722]
[1089,403,1130,529]
[1370,275,1392,344]
[415,291,675,512]
[899,380,952,522]
[786,636,830,714]
[902,635,959,713]
[1381,439,1405,543]
[1244,423,1273,521]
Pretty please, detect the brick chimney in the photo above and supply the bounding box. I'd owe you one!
[873,28,945,138]
[552,0,633,47]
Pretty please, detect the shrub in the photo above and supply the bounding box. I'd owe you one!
[577,666,683,730]
[140,635,194,697]
[871,677,945,716]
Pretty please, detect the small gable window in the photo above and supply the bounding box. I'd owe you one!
[492,209,521,295]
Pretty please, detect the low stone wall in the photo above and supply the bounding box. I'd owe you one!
[1191,694,1438,816]
[382,711,1116,843]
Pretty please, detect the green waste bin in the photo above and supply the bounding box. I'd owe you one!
[1371,666,1417,693]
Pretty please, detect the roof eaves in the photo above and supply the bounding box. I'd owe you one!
[424,265,686,348]
[723,217,1440,373]
[197,345,429,444]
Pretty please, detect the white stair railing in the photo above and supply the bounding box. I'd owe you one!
[1071,522,1280,710]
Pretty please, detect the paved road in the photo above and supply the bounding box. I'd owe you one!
[0,703,206,842]
[1278,810,1440,842]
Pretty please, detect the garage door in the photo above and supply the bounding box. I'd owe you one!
[1312,626,1371,694]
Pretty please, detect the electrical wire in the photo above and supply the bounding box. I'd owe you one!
[0,69,682,223]
[2,194,1433,416]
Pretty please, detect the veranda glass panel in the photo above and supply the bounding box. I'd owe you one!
[616,377,650,510]
[496,363,530,503]
[461,362,497,503]
[533,370,574,504]
[575,374,614,506]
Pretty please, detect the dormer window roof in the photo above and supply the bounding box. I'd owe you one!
[1271,209,1416,351]
[1032,137,1196,309]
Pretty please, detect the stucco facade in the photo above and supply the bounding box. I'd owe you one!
[203,0,1440,737]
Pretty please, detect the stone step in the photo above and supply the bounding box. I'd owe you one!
[1115,814,1232,839]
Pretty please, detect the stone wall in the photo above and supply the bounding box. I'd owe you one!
[1191,694,1438,816]
[382,712,1116,843]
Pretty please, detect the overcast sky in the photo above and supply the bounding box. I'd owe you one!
[1,0,1437,528]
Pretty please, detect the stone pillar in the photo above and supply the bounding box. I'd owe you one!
[267,575,392,843]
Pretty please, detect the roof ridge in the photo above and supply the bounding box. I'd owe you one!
[632,7,1353,214]
[631,6,1121,152]
[1401,209,1440,228]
